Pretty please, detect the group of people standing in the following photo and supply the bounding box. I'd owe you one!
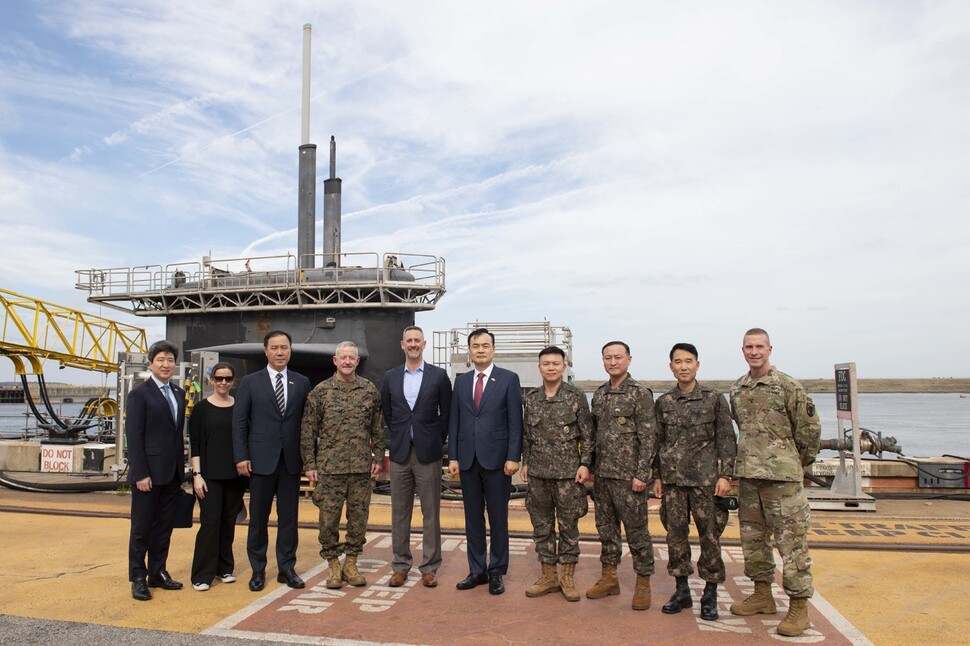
[516,328,821,638]
[123,325,820,638]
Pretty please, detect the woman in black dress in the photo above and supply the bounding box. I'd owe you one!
[190,362,246,591]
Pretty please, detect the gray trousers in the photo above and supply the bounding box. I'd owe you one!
[389,446,443,574]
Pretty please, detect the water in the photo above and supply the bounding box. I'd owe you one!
[810,393,969,459]
[2,394,968,459]
[0,403,109,441]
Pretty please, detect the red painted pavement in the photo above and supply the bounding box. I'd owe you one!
[204,532,867,645]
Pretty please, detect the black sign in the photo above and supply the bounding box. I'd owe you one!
[835,367,851,413]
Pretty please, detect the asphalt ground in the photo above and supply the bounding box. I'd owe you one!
[0,487,968,645]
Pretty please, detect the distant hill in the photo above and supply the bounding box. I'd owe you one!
[573,378,970,394]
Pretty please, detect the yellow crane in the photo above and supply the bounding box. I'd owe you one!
[0,287,146,440]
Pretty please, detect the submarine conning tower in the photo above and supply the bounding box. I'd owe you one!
[73,24,445,389]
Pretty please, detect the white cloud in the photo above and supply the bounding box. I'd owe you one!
[0,0,968,385]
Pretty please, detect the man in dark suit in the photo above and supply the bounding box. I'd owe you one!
[233,330,311,592]
[127,340,187,601]
[381,326,453,589]
[448,327,523,595]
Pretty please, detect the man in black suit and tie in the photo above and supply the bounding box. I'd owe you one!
[381,326,453,589]
[233,330,311,592]
[448,327,523,595]
[127,340,187,601]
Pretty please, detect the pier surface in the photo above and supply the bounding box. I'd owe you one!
[1,487,968,645]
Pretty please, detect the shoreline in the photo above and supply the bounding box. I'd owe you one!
[574,377,970,394]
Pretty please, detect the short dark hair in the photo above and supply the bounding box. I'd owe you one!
[148,340,178,362]
[538,346,566,360]
[468,328,495,345]
[402,325,424,339]
[209,362,235,378]
[263,330,292,347]
[601,340,630,356]
[744,327,770,344]
[669,343,698,361]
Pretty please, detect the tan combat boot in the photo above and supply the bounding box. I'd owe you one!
[525,562,560,598]
[586,564,620,599]
[559,563,580,602]
[342,554,367,587]
[632,574,651,611]
[729,580,777,616]
[325,558,343,589]
[777,597,810,636]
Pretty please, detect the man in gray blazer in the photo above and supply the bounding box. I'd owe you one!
[232,330,311,592]
[448,328,523,595]
[381,326,453,589]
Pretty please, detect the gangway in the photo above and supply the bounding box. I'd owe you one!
[0,287,147,443]
[433,321,574,390]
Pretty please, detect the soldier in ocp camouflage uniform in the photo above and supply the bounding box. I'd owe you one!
[300,341,385,590]
[728,328,821,638]
[654,342,737,621]
[521,346,593,602]
[586,341,658,611]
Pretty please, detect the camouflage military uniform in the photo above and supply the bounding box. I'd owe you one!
[655,382,737,583]
[523,381,594,565]
[300,375,386,560]
[590,376,658,575]
[730,368,821,598]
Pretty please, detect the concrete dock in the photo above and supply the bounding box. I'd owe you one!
[0,486,968,645]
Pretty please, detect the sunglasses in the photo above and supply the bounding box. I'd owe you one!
[212,375,234,383]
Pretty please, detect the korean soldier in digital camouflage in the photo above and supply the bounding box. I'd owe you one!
[729,328,821,637]
[521,346,594,602]
[300,341,386,590]
[653,342,737,621]
[586,341,659,611]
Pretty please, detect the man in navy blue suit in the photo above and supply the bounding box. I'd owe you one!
[448,327,523,595]
[381,326,453,589]
[233,330,311,592]
[126,340,187,601]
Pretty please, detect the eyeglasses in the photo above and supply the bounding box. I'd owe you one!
[212,376,234,383]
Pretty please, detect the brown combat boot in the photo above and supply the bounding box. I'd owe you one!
[632,574,651,611]
[730,580,777,616]
[325,558,343,589]
[342,554,366,587]
[559,563,580,602]
[777,597,811,636]
[525,562,560,598]
[586,564,620,599]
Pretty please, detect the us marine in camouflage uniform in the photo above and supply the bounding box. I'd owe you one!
[300,341,386,590]
[654,342,737,621]
[521,346,593,602]
[586,341,658,611]
[728,328,821,637]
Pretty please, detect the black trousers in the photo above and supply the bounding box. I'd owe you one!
[128,475,180,581]
[459,457,512,575]
[247,460,300,574]
[191,476,246,584]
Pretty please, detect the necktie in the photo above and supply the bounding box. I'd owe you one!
[161,384,177,421]
[275,373,286,415]
[474,372,485,410]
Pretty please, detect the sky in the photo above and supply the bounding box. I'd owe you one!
[0,0,968,385]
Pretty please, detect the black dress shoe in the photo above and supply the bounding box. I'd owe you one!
[456,572,488,590]
[277,569,306,589]
[147,570,183,590]
[131,578,152,601]
[488,572,505,596]
[249,571,266,592]
[700,582,719,621]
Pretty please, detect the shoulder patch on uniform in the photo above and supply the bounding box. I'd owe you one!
[807,402,816,417]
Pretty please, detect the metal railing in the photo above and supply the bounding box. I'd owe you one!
[75,252,446,315]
